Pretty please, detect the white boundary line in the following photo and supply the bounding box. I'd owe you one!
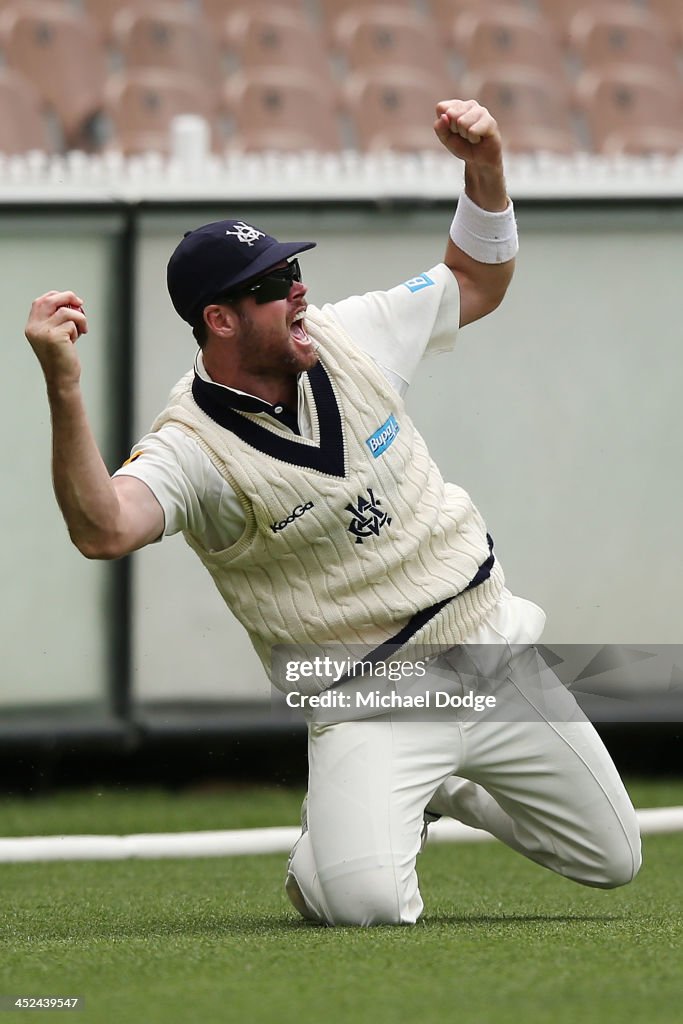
[0,806,681,864]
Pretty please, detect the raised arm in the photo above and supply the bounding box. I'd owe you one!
[25,291,164,559]
[434,99,517,327]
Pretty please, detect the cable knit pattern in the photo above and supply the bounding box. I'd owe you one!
[151,305,504,691]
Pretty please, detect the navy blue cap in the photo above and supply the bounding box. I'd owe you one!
[167,219,317,325]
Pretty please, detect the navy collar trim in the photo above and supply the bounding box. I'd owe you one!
[191,361,347,477]
[193,373,301,432]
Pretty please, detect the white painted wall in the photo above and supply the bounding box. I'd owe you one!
[0,215,121,708]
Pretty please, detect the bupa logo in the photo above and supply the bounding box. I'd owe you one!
[403,273,435,293]
[270,502,314,533]
[366,414,400,459]
[345,488,392,545]
[225,222,265,246]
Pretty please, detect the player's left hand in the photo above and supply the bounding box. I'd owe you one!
[434,99,503,167]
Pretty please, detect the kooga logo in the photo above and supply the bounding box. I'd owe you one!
[270,502,314,533]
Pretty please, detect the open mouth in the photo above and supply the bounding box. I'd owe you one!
[290,309,311,345]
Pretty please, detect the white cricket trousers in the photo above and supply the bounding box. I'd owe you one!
[286,591,642,926]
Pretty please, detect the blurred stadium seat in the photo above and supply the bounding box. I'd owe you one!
[103,68,221,155]
[451,6,566,78]
[112,3,220,85]
[567,5,679,74]
[460,65,579,154]
[223,68,343,152]
[343,67,448,152]
[0,66,53,154]
[332,6,451,81]
[82,0,180,40]
[537,0,639,39]
[201,0,305,33]
[429,0,527,35]
[224,6,332,83]
[1,0,677,158]
[319,0,415,21]
[575,64,683,154]
[592,124,683,156]
[647,0,683,41]
[0,2,107,149]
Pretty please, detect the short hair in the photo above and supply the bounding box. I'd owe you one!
[192,293,245,347]
[192,319,208,347]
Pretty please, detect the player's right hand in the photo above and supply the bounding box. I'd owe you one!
[24,290,88,386]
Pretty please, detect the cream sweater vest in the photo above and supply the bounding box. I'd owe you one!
[152,305,504,690]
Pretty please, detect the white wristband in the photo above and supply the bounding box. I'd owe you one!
[449,191,519,264]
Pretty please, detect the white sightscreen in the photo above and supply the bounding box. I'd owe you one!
[0,214,122,709]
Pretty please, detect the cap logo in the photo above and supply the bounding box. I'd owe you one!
[225,222,266,246]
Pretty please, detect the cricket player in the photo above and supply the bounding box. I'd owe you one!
[25,100,641,926]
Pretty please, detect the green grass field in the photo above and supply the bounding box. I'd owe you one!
[1,780,682,1024]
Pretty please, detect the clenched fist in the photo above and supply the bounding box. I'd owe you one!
[434,99,503,167]
[25,290,88,387]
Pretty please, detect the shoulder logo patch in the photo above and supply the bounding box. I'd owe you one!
[403,273,435,293]
[365,414,400,459]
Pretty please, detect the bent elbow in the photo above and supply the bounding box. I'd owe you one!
[486,287,508,315]
[72,532,127,561]
[461,288,507,327]
[481,268,515,315]
[456,261,515,327]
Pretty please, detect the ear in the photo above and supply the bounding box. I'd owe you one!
[203,303,239,339]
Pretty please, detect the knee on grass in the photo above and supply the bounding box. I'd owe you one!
[572,832,642,890]
[325,894,405,927]
[320,866,419,927]
[285,859,415,927]
[593,847,642,890]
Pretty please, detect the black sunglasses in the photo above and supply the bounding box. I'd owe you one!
[220,259,302,306]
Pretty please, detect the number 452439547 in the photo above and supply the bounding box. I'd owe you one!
[5,996,82,1010]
